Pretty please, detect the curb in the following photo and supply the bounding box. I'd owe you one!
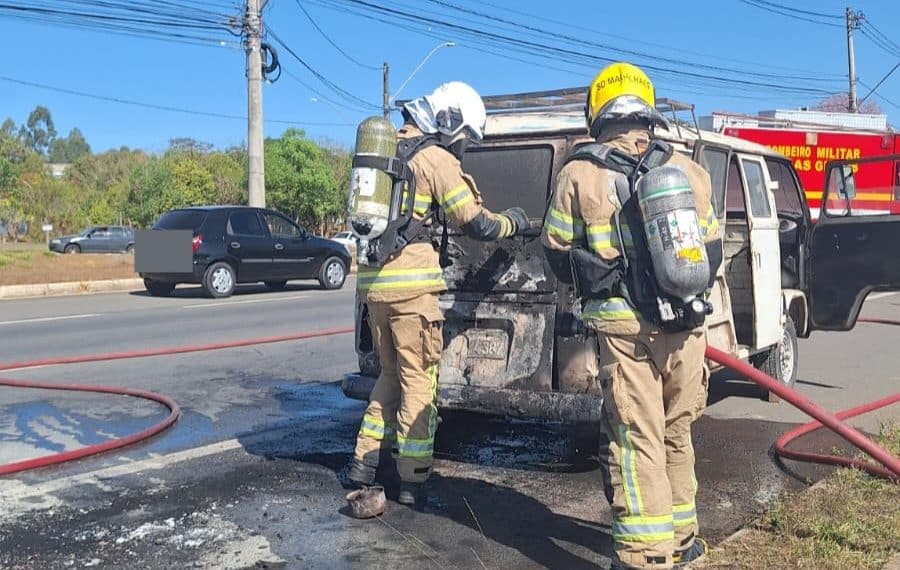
[0,266,357,301]
[0,278,145,300]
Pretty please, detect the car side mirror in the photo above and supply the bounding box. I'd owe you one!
[827,164,857,200]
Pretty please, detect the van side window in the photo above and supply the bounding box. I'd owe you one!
[765,159,803,214]
[698,147,728,218]
[741,159,773,218]
[725,158,744,212]
[461,145,554,217]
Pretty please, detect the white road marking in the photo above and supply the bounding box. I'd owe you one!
[0,438,244,516]
[0,314,98,327]
[181,294,311,309]
[868,292,898,301]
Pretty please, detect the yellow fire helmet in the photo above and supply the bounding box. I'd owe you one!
[585,62,668,137]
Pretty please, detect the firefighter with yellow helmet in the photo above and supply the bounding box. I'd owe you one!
[541,63,723,569]
[346,81,530,507]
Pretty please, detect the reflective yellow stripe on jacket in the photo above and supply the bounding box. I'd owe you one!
[544,206,585,242]
[400,190,433,216]
[439,183,473,215]
[357,267,445,292]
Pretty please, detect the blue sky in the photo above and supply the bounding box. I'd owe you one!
[2,0,898,154]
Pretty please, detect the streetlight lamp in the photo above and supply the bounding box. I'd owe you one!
[382,41,456,117]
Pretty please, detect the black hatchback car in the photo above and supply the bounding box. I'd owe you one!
[137,206,351,298]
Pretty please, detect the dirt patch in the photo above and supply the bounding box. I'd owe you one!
[0,249,137,286]
[700,423,900,569]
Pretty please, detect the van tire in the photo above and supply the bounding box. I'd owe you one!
[752,316,798,401]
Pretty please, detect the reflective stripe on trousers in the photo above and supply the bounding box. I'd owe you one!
[583,297,640,322]
[359,415,396,441]
[395,362,439,459]
[357,267,445,292]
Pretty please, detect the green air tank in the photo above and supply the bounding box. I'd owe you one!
[347,116,397,240]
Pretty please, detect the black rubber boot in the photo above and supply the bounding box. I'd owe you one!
[347,460,376,488]
[397,482,422,506]
[673,537,708,568]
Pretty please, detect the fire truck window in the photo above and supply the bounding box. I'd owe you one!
[765,159,803,214]
[741,159,773,218]
[725,158,744,212]
[699,147,728,218]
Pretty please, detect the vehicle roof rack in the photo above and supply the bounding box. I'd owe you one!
[395,88,703,139]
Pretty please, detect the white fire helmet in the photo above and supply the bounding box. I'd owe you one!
[402,81,487,145]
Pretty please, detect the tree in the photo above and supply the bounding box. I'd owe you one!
[49,128,92,163]
[812,93,882,114]
[168,137,214,156]
[19,106,57,156]
[265,129,345,234]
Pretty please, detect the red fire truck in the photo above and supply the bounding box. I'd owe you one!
[716,121,900,218]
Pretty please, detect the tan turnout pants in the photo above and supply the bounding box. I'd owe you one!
[596,328,709,569]
[352,293,443,484]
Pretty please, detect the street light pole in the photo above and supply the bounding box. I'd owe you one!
[390,42,456,104]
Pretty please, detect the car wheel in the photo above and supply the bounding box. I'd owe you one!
[64,244,80,254]
[202,261,236,298]
[751,316,798,401]
[318,256,346,290]
[126,244,134,254]
[144,278,175,297]
[265,280,287,291]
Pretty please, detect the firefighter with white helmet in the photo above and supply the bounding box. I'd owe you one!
[541,62,723,569]
[346,80,529,507]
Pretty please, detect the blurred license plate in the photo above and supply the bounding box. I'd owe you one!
[465,329,508,360]
[134,229,193,273]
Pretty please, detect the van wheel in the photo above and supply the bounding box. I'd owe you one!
[752,316,798,401]
[144,279,175,297]
[318,257,346,290]
[202,262,236,298]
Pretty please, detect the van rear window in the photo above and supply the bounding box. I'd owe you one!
[461,145,554,217]
[153,210,207,231]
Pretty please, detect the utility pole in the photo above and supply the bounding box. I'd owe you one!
[245,0,266,207]
[846,7,864,113]
[382,62,390,118]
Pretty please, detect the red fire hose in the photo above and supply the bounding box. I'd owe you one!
[0,326,353,477]
[705,316,900,481]
[0,318,897,482]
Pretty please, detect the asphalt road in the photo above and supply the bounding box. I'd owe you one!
[0,285,897,569]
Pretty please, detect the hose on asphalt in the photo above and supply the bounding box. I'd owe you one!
[0,326,354,477]
[705,317,900,481]
[1,317,897,482]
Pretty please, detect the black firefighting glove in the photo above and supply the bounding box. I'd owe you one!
[501,207,530,236]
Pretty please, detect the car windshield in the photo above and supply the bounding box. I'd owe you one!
[154,210,207,231]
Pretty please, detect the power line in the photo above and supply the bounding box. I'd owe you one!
[860,22,900,58]
[455,0,842,79]
[0,75,355,126]
[264,26,380,110]
[859,80,900,111]
[859,66,900,107]
[294,0,380,71]
[736,0,842,27]
[315,0,835,97]
[422,0,837,85]
[741,0,841,20]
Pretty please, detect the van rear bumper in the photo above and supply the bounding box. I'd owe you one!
[341,372,603,423]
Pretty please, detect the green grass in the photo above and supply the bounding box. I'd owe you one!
[702,423,900,569]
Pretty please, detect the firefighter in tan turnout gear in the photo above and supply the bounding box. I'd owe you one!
[541,63,723,569]
[346,81,530,507]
